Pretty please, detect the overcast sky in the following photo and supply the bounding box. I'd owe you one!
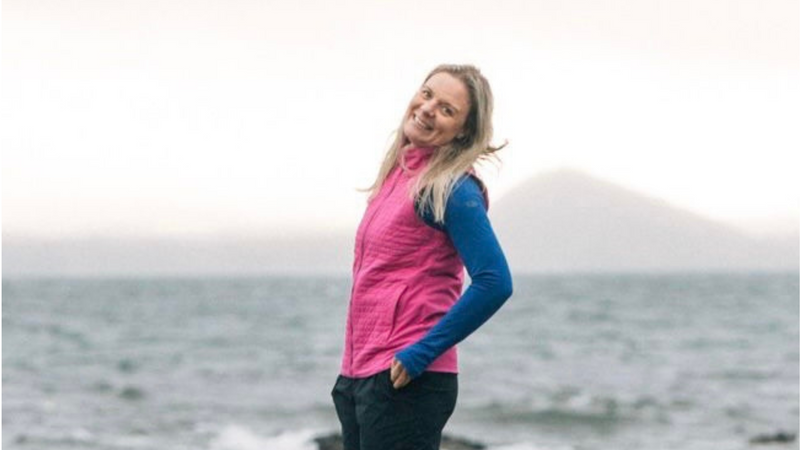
[3,0,798,239]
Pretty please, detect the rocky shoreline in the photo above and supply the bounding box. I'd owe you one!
[749,431,798,445]
[313,430,798,449]
[313,432,486,450]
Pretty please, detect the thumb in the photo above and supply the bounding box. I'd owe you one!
[390,358,401,381]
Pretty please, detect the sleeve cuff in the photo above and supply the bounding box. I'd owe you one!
[394,348,426,380]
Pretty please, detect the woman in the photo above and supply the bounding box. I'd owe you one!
[331,64,513,450]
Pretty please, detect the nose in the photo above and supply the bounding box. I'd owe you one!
[419,100,435,116]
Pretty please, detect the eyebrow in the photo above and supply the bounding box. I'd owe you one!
[422,84,462,114]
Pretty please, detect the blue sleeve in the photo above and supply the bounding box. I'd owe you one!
[395,175,513,379]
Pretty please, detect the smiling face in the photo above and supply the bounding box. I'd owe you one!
[402,72,471,149]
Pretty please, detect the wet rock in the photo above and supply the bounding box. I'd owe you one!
[440,435,487,450]
[749,431,797,445]
[313,432,485,450]
[313,433,341,450]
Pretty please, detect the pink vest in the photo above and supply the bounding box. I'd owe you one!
[340,147,465,378]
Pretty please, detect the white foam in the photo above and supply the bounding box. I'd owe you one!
[490,441,575,450]
[110,434,152,448]
[210,425,317,450]
[68,427,94,443]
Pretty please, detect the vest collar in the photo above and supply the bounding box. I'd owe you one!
[400,146,435,171]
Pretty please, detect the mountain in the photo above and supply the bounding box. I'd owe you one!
[3,169,797,277]
[489,168,798,272]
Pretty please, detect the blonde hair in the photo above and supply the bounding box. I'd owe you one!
[366,64,506,223]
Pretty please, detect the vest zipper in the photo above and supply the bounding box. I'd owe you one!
[348,167,403,373]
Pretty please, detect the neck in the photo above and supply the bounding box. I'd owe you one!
[400,145,435,171]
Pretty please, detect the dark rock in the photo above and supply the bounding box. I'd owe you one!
[440,434,486,450]
[313,432,485,450]
[313,433,341,450]
[749,431,797,444]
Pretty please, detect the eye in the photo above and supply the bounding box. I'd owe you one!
[421,88,432,99]
[442,106,453,116]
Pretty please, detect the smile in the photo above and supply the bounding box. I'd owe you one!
[413,114,434,131]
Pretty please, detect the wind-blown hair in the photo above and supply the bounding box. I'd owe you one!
[366,64,506,223]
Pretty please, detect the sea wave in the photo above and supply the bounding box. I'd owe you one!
[490,443,574,450]
[206,425,573,450]
[465,391,670,430]
[209,425,317,450]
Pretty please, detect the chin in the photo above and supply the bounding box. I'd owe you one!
[403,130,427,148]
[406,136,432,148]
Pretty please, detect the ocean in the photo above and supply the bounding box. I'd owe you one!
[2,273,798,450]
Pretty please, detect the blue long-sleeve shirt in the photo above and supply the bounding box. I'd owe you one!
[394,175,513,379]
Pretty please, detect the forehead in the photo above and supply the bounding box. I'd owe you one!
[424,72,470,110]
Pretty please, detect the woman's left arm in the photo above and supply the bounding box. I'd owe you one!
[393,176,513,383]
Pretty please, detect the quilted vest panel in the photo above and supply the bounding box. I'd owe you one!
[340,147,465,378]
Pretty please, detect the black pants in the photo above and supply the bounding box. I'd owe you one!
[331,369,458,450]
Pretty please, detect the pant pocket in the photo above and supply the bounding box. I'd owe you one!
[330,375,344,397]
[415,371,458,393]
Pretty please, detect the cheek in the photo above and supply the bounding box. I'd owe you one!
[444,118,464,135]
[408,96,423,111]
